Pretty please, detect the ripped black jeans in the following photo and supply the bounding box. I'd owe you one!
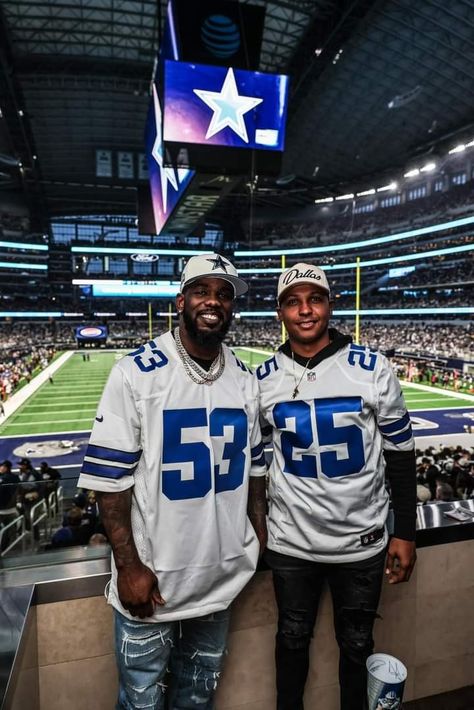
[265,547,385,710]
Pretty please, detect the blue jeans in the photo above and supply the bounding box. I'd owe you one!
[115,608,231,709]
[265,547,385,710]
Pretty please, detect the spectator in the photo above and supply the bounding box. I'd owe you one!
[0,460,20,551]
[50,506,91,548]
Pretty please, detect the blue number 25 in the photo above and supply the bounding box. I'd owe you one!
[162,407,247,500]
[273,397,364,479]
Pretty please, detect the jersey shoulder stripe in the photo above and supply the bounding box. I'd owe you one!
[85,443,142,465]
[81,460,137,480]
[379,412,411,435]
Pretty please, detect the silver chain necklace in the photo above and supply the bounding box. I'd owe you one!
[291,350,312,399]
[174,327,225,385]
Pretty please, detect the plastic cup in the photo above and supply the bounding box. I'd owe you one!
[366,653,407,709]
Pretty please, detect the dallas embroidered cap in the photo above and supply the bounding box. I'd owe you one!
[180,253,248,297]
[277,263,330,303]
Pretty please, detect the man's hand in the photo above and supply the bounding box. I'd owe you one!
[117,560,165,618]
[385,538,416,584]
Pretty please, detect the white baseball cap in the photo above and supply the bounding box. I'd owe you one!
[180,253,248,297]
[277,263,330,303]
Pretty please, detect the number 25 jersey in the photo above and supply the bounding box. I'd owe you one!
[257,339,414,563]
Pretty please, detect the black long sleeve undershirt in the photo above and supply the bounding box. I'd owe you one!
[384,448,417,541]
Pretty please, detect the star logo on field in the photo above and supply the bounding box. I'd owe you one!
[151,86,178,213]
[206,255,229,272]
[193,67,263,143]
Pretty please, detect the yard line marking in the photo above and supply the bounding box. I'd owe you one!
[4,417,95,426]
[237,346,272,357]
[13,408,97,419]
[407,397,468,404]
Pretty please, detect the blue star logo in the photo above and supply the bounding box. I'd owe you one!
[193,67,263,143]
[206,255,229,271]
[151,86,189,213]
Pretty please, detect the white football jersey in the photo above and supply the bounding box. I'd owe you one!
[78,331,266,622]
[257,342,414,563]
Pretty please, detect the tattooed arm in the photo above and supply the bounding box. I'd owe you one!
[97,489,165,618]
[248,476,268,557]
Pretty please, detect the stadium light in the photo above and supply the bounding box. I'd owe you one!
[448,144,466,154]
[465,139,474,148]
[356,189,376,197]
[420,162,437,172]
[335,193,354,200]
[234,214,474,257]
[403,168,419,178]
[314,197,334,204]
[376,182,397,192]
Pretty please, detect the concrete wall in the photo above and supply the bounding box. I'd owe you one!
[33,540,474,709]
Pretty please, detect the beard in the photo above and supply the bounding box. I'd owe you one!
[182,308,231,350]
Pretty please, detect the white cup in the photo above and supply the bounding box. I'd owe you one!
[366,653,407,709]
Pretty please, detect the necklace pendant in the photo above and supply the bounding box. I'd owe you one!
[292,387,299,399]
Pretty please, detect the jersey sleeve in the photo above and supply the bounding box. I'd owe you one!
[78,363,142,493]
[375,356,414,452]
[248,377,267,478]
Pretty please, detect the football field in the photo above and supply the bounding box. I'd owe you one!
[0,349,473,440]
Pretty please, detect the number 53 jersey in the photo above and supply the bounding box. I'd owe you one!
[78,331,266,622]
[257,340,414,563]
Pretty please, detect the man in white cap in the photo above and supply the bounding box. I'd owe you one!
[256,263,416,710]
[78,253,267,709]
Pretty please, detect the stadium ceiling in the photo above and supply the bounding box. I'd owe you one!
[0,0,474,230]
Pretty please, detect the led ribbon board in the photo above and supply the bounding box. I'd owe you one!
[91,281,181,298]
[163,60,289,151]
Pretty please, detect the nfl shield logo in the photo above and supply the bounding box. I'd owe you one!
[307,372,316,382]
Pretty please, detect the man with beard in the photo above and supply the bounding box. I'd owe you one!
[78,254,267,710]
[257,263,416,710]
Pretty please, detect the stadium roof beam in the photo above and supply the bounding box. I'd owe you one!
[0,6,49,233]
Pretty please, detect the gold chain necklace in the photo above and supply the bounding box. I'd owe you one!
[291,350,313,399]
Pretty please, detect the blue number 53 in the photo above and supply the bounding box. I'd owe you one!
[162,407,247,500]
[273,397,365,479]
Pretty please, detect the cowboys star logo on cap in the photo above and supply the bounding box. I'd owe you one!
[206,255,229,272]
[180,253,248,297]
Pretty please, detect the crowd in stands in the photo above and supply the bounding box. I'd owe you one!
[227,320,473,361]
[247,181,474,248]
[415,446,474,503]
[334,292,470,308]
[0,343,56,401]
[2,443,473,558]
[0,319,472,402]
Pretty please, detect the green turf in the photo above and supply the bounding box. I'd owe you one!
[0,352,120,436]
[400,386,473,410]
[0,349,472,437]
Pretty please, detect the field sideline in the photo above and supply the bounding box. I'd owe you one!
[0,349,473,439]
